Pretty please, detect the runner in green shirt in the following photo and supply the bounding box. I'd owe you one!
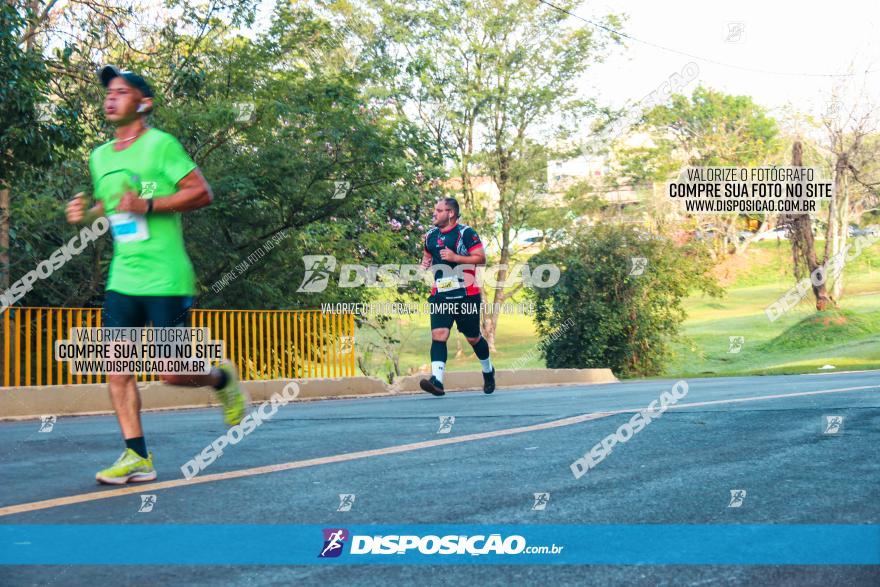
[89,125,199,296]
[65,65,248,484]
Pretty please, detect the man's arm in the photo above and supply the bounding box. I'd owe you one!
[421,249,433,269]
[439,246,486,265]
[421,231,434,268]
[115,169,213,214]
[65,192,104,225]
[438,227,486,265]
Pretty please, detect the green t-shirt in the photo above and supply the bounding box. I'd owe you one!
[89,128,198,296]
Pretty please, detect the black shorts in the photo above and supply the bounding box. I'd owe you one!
[429,294,482,338]
[102,291,193,328]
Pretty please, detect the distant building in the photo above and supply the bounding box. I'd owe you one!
[440,175,545,255]
[547,133,656,210]
[440,175,500,213]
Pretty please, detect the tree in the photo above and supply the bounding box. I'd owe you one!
[344,0,623,350]
[7,0,441,314]
[1,3,81,289]
[612,86,782,254]
[778,141,831,310]
[528,224,720,377]
[812,81,880,301]
[4,1,449,386]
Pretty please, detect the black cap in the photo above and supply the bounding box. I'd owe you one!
[98,65,154,98]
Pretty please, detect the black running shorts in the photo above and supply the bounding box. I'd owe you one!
[428,294,482,338]
[102,291,193,328]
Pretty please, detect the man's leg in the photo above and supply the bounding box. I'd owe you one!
[96,292,156,484]
[147,295,248,425]
[430,327,451,383]
[146,295,212,386]
[107,373,145,455]
[161,371,221,388]
[421,297,453,396]
[102,291,147,455]
[459,296,495,394]
[464,334,493,372]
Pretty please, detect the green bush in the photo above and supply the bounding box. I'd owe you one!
[528,225,721,377]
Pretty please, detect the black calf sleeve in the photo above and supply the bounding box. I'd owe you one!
[472,336,490,360]
[430,340,448,363]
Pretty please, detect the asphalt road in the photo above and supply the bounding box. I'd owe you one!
[0,371,878,585]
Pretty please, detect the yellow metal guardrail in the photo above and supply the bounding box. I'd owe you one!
[0,307,356,387]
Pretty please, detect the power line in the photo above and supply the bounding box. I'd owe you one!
[537,0,876,78]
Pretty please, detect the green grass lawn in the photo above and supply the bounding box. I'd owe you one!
[375,240,880,379]
[664,292,880,378]
[360,310,548,379]
[663,240,880,378]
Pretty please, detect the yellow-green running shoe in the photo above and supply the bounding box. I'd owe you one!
[95,448,157,485]
[216,361,248,426]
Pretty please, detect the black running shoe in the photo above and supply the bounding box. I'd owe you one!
[419,376,445,396]
[483,368,496,394]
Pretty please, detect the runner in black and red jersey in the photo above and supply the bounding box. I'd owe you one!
[419,197,495,396]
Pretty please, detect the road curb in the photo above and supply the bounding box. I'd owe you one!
[392,368,618,393]
[0,369,617,421]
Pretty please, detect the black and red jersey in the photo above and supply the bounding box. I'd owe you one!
[424,222,484,299]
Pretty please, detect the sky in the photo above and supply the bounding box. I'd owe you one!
[576,0,879,117]
[245,0,878,121]
[243,0,880,149]
[90,0,878,117]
